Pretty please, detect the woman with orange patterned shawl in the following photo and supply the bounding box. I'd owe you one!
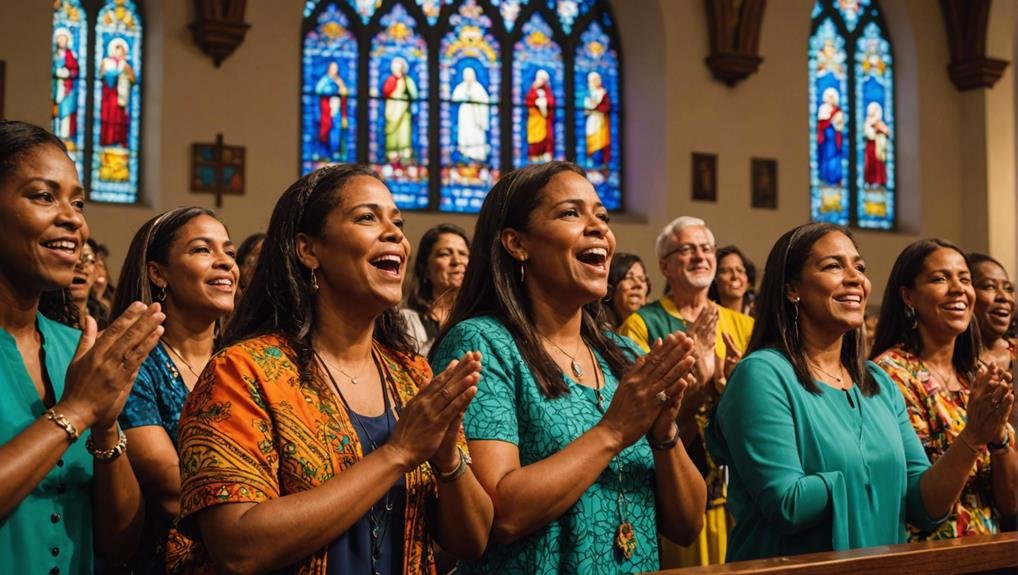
[175,164,493,574]
[871,239,1017,540]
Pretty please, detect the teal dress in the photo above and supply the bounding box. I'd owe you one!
[431,316,660,575]
[0,313,95,575]
[706,348,944,561]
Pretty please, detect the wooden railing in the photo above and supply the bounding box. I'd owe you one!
[648,532,1018,575]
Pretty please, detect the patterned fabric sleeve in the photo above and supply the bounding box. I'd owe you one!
[431,320,520,445]
[177,345,282,538]
[119,354,163,430]
[874,350,933,443]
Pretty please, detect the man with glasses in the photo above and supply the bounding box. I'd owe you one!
[619,216,753,568]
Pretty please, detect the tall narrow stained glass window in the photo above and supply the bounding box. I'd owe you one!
[809,0,894,229]
[50,0,144,204]
[299,0,623,213]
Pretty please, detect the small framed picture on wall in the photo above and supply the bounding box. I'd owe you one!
[751,157,777,209]
[691,152,717,202]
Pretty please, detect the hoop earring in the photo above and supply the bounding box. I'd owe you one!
[310,268,320,294]
[154,286,166,302]
[904,305,917,330]
[519,260,526,284]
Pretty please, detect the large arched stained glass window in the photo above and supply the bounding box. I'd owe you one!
[809,0,894,229]
[299,0,623,213]
[50,0,144,204]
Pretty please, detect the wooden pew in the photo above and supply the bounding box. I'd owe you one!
[648,532,1018,575]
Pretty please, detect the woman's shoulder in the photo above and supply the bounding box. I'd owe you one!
[872,344,920,380]
[443,315,513,344]
[210,333,297,373]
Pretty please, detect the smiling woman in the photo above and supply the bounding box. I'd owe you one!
[173,163,493,575]
[402,223,471,355]
[108,206,237,574]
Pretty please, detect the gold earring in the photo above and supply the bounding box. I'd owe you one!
[310,268,319,293]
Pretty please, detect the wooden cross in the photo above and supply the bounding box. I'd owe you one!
[190,132,245,208]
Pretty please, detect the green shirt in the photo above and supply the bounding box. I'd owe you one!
[431,316,659,575]
[0,313,94,574]
[706,348,944,561]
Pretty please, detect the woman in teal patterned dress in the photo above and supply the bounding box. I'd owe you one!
[431,161,707,574]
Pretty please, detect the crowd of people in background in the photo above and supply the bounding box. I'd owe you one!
[1,119,1015,574]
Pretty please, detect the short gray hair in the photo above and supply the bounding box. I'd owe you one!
[655,216,715,259]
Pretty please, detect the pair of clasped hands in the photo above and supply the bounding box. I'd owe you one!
[965,362,1015,447]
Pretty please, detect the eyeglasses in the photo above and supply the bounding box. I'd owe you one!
[663,243,716,259]
[621,273,648,284]
[77,253,97,267]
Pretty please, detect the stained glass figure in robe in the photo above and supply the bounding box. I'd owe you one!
[512,14,565,167]
[301,3,358,174]
[439,0,500,212]
[369,4,429,209]
[574,17,621,210]
[52,0,88,178]
[855,21,894,229]
[90,0,142,203]
[808,18,848,224]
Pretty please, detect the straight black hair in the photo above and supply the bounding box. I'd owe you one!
[748,222,876,395]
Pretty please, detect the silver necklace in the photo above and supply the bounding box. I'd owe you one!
[543,336,584,380]
[162,339,204,379]
[317,353,370,385]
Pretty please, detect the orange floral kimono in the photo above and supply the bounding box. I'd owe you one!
[176,333,449,574]
[874,345,1015,540]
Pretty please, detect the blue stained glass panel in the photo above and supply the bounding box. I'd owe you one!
[304,0,320,18]
[855,22,894,229]
[549,0,595,34]
[347,0,381,23]
[301,3,359,175]
[52,0,88,181]
[808,18,849,225]
[368,4,430,209]
[439,0,501,213]
[90,0,142,203]
[491,0,528,32]
[512,14,565,168]
[834,0,871,32]
[574,18,621,210]
[416,0,453,25]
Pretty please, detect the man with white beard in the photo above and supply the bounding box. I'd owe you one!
[619,216,753,568]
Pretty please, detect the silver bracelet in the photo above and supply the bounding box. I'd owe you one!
[430,446,472,483]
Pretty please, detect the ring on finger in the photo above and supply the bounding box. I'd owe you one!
[119,353,132,370]
[440,387,450,399]
[655,391,668,404]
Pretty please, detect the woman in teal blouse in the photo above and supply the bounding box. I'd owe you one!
[706,222,1010,561]
[0,120,164,573]
[431,161,707,574]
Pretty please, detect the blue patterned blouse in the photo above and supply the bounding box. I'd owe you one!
[120,343,190,444]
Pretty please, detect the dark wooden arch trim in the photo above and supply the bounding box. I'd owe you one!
[939,0,1010,91]
[703,0,766,86]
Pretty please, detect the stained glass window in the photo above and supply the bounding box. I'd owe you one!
[574,14,621,210]
[439,0,501,212]
[89,0,143,204]
[512,13,565,169]
[369,4,430,209]
[809,0,894,229]
[301,3,359,175]
[51,0,88,181]
[299,0,623,213]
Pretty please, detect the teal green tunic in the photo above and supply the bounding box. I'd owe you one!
[431,316,659,575]
[0,313,94,575]
[706,348,944,561]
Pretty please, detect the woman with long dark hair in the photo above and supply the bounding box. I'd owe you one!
[113,206,238,573]
[871,239,1016,540]
[969,253,1016,373]
[401,223,470,354]
[603,252,650,330]
[707,223,1010,560]
[430,161,706,574]
[176,164,492,574]
[708,245,754,316]
[0,120,161,572]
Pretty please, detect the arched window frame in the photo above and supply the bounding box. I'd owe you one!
[809,0,895,230]
[51,0,146,205]
[300,0,624,213]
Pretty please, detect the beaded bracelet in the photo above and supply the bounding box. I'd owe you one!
[647,423,680,451]
[86,427,127,461]
[44,409,80,442]
[430,446,472,483]
[988,433,1012,455]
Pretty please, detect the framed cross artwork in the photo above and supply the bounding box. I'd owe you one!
[190,133,245,207]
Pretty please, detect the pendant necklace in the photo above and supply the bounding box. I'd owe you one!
[316,350,394,575]
[161,339,204,379]
[588,356,636,560]
[809,360,855,408]
[318,352,370,385]
[544,335,585,380]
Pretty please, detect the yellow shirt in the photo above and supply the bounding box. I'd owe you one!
[619,297,754,358]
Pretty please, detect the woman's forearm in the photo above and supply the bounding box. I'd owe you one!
[484,425,623,545]
[91,425,145,565]
[652,440,707,545]
[919,430,983,518]
[434,468,494,560]
[990,446,1018,517]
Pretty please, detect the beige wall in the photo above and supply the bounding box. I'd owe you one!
[1,0,1012,298]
